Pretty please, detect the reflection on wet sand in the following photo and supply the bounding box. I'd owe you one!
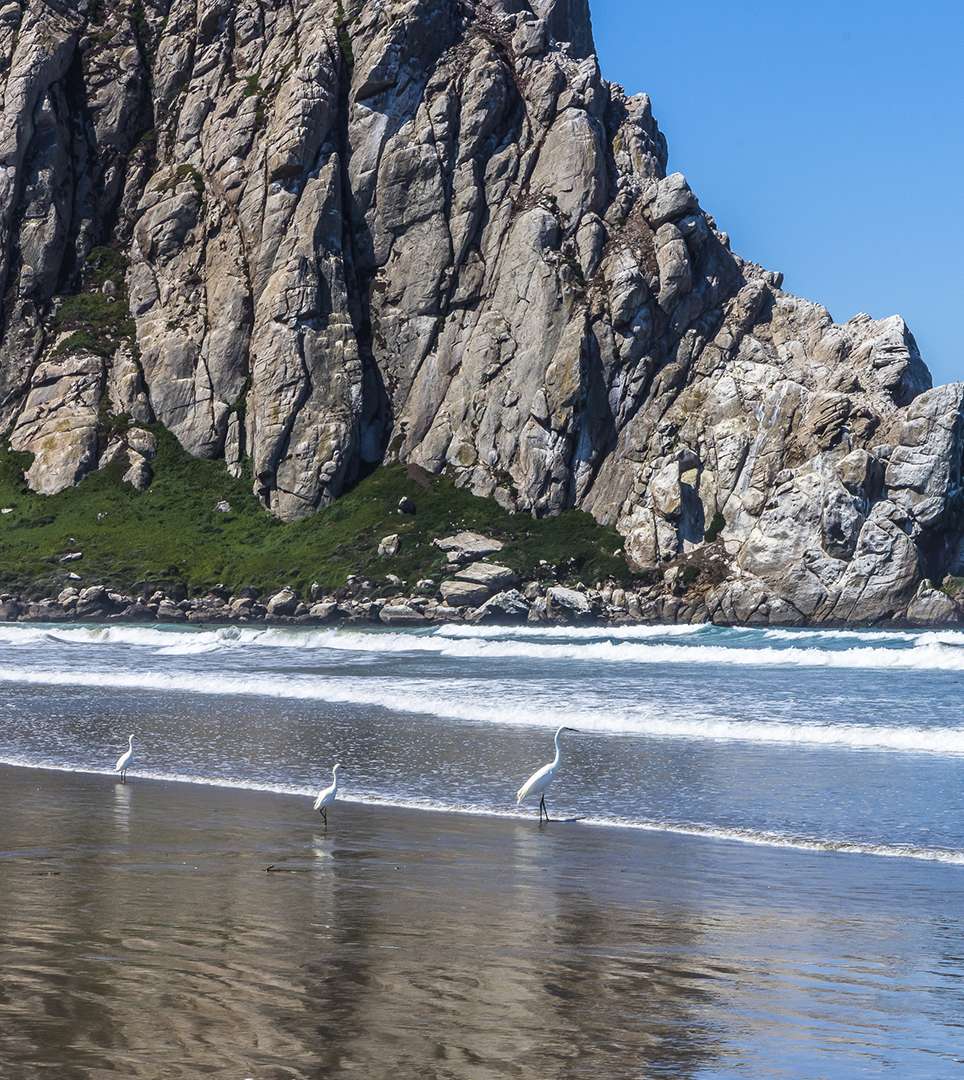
[1,767,962,1079]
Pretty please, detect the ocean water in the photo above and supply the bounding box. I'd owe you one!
[4,619,964,1078]
[2,619,964,864]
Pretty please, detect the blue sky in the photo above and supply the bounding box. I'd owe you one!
[591,1,963,386]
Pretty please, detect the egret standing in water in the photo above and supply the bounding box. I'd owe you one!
[313,764,341,827]
[114,734,134,784]
[516,726,578,822]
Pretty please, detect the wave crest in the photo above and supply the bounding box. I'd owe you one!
[1,666,962,755]
[1,621,964,672]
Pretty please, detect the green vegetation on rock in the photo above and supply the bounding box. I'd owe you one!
[335,0,354,71]
[0,429,633,597]
[162,163,204,196]
[53,293,136,358]
[52,246,136,358]
[941,575,964,599]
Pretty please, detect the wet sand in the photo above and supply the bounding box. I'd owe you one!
[1,766,963,1079]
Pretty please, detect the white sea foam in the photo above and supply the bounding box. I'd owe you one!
[433,622,711,641]
[579,816,964,866]
[1,665,962,755]
[2,620,964,672]
[2,756,961,866]
[323,635,964,672]
[440,622,927,646]
[760,627,924,644]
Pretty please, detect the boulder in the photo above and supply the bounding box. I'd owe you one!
[0,599,21,621]
[124,457,153,492]
[433,532,505,563]
[76,586,108,616]
[527,596,549,623]
[650,172,698,226]
[379,604,428,626]
[265,588,299,617]
[99,429,157,492]
[118,602,154,621]
[546,586,592,620]
[308,601,338,622]
[23,600,69,622]
[127,428,157,460]
[378,534,400,557]
[156,600,186,622]
[426,603,465,623]
[439,580,492,608]
[453,561,518,590]
[906,586,959,627]
[468,589,530,624]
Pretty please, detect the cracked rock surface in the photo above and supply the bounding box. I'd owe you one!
[0,0,960,623]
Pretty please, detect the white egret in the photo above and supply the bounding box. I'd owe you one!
[516,726,578,822]
[114,734,134,784]
[313,764,341,827]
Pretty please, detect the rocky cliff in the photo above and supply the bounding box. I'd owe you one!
[0,0,961,624]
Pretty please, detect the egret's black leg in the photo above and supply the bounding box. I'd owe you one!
[321,807,328,830]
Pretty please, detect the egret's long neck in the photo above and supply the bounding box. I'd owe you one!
[552,732,562,766]
[128,735,133,746]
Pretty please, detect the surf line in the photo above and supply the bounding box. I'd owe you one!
[1,758,962,868]
[1,665,963,756]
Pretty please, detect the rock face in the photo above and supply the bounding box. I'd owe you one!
[0,0,961,623]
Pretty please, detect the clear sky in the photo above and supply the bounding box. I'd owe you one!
[591,0,963,386]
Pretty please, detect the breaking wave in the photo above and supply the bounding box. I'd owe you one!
[1,665,962,755]
[0,620,963,672]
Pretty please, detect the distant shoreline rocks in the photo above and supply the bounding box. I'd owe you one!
[1,533,960,632]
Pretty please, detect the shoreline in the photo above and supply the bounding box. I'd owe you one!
[4,761,962,869]
[3,764,963,1078]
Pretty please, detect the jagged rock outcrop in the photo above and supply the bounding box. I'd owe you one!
[0,0,961,623]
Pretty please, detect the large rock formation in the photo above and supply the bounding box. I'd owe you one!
[0,0,961,623]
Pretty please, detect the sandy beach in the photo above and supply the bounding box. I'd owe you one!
[2,764,963,1079]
